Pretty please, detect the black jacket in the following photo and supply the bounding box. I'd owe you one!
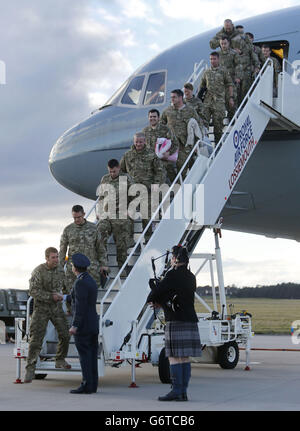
[147,265,198,322]
[70,272,99,335]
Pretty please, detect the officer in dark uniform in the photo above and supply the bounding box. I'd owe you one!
[68,253,99,394]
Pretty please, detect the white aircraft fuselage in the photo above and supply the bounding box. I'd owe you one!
[49,6,300,241]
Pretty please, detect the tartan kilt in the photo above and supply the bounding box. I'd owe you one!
[165,321,202,358]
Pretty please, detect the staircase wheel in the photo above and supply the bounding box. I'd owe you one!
[217,341,239,369]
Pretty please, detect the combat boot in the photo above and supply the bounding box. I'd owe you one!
[24,368,35,383]
[55,359,72,369]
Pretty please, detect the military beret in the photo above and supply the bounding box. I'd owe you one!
[72,253,90,268]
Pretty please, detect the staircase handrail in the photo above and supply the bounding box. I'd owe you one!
[183,59,209,90]
[99,137,209,338]
[209,58,273,165]
[98,58,274,341]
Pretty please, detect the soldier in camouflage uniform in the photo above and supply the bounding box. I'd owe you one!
[142,109,178,184]
[161,89,203,179]
[120,132,166,242]
[97,159,134,272]
[24,247,71,383]
[261,44,281,96]
[246,33,265,68]
[210,19,241,50]
[199,52,234,145]
[230,33,260,104]
[218,36,243,120]
[59,205,108,290]
[183,83,204,119]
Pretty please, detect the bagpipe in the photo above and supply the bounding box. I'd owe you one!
[148,248,184,312]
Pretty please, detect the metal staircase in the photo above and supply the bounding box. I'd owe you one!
[98,58,300,366]
[99,59,275,356]
[15,58,300,380]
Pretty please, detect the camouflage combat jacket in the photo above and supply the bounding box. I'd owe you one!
[160,104,200,148]
[200,66,233,101]
[253,45,265,67]
[96,173,134,219]
[59,220,107,268]
[209,26,241,49]
[120,145,166,189]
[218,48,243,81]
[262,55,281,85]
[142,123,178,154]
[29,263,66,306]
[183,95,205,121]
[231,35,260,72]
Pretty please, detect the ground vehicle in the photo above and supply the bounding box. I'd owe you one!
[0,289,28,340]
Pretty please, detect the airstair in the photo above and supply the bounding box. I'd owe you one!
[15,58,300,382]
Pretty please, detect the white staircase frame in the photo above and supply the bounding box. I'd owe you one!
[183,59,208,93]
[18,55,300,378]
[100,59,275,358]
[277,59,300,127]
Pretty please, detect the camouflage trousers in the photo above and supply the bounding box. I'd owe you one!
[176,145,196,181]
[202,99,226,145]
[225,86,237,121]
[26,302,70,372]
[98,218,133,269]
[65,260,102,290]
[163,160,177,184]
[238,70,253,105]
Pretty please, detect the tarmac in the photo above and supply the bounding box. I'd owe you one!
[1,335,300,413]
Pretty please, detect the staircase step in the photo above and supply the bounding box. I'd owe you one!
[107,254,139,267]
[97,289,119,302]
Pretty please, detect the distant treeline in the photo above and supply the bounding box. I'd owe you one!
[197,283,300,299]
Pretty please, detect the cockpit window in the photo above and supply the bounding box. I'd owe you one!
[121,75,145,105]
[104,79,129,106]
[143,72,166,105]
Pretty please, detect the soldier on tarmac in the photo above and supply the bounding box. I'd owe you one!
[59,205,108,290]
[24,247,71,383]
[97,159,134,275]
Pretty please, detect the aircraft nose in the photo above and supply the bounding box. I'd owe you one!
[49,106,145,199]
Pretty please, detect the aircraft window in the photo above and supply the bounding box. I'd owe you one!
[121,75,145,105]
[143,72,166,105]
[104,79,129,106]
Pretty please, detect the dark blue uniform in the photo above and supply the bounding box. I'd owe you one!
[70,271,99,393]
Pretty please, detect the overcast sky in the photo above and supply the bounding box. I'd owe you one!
[1,0,300,290]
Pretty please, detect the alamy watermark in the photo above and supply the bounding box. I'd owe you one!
[96,178,205,229]
[0,60,6,85]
